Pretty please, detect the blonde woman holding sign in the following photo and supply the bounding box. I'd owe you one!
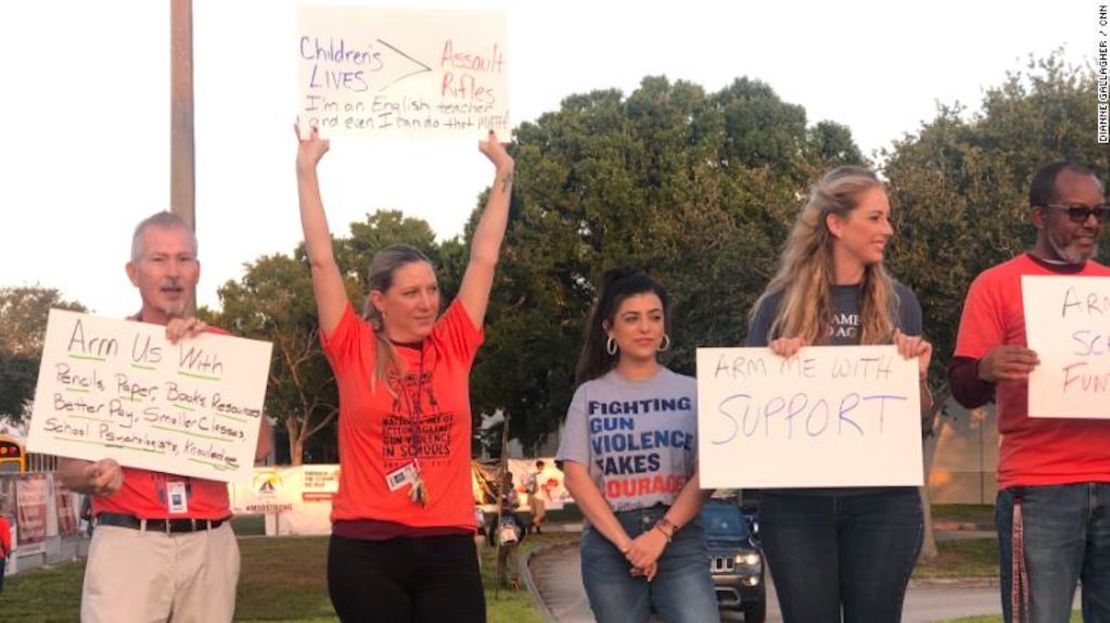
[746,165,933,623]
[295,126,513,623]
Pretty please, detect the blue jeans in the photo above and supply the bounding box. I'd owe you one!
[996,484,1110,623]
[580,504,719,623]
[759,488,923,623]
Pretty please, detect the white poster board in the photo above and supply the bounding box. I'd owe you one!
[27,310,272,482]
[1023,275,1110,418]
[297,6,508,138]
[697,345,923,488]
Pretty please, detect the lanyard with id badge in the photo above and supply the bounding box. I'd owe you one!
[385,347,429,507]
[164,478,190,514]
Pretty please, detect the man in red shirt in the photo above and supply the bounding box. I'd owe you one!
[57,212,270,623]
[949,162,1110,622]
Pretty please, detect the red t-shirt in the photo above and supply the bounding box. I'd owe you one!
[92,324,232,520]
[0,516,11,559]
[954,254,1110,489]
[321,300,482,531]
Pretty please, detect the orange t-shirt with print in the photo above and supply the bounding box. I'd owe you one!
[92,325,231,520]
[321,299,482,531]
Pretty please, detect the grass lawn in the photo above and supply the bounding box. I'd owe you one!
[913,538,998,579]
[0,506,1016,621]
[0,529,574,623]
[932,504,995,525]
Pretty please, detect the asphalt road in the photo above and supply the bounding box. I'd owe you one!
[528,542,1062,623]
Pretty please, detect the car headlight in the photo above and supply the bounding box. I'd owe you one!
[735,552,761,566]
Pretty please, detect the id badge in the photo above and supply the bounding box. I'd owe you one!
[385,463,418,492]
[167,481,188,514]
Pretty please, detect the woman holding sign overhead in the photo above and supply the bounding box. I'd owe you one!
[295,126,513,623]
[745,165,933,623]
[557,267,719,623]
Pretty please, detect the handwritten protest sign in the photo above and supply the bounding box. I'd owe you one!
[697,345,923,488]
[26,310,272,482]
[297,6,508,138]
[1023,275,1110,418]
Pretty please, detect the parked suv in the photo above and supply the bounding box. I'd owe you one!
[702,498,765,622]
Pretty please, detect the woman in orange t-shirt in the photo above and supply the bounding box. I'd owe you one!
[295,125,513,623]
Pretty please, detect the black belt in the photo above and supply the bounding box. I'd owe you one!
[96,512,226,533]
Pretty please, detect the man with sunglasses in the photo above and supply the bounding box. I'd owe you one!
[949,161,1110,623]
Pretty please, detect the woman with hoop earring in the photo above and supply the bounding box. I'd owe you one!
[556,267,719,623]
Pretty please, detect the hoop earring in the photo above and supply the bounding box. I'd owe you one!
[606,336,617,356]
[658,334,671,352]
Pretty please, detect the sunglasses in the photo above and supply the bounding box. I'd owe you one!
[1044,204,1110,223]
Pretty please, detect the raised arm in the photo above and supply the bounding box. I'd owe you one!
[295,125,348,337]
[457,130,515,327]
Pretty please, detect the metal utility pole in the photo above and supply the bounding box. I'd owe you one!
[170,0,196,315]
[494,413,512,598]
[170,0,196,233]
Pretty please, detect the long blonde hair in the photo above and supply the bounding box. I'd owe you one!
[750,166,899,345]
[362,244,434,392]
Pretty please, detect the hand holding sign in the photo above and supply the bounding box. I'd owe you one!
[295,124,331,173]
[84,458,123,496]
[978,344,1040,382]
[165,317,209,344]
[478,130,513,172]
[893,329,933,381]
[768,336,807,358]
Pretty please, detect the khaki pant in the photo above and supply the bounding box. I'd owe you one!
[529,495,546,524]
[81,523,239,623]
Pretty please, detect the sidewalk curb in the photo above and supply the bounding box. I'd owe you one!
[909,576,999,589]
[519,541,577,623]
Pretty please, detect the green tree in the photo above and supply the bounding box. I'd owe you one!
[205,254,338,466]
[0,286,86,419]
[467,75,862,450]
[882,53,1107,556]
[884,53,1108,434]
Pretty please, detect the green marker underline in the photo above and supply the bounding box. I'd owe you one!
[177,371,221,382]
[188,457,230,470]
[68,354,106,362]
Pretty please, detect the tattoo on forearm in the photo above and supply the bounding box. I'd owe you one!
[499,171,514,193]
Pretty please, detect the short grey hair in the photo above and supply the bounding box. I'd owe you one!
[130,212,198,263]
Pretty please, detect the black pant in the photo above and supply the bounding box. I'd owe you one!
[0,557,5,593]
[760,488,923,623]
[327,533,486,623]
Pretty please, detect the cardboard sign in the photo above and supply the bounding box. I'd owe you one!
[697,345,924,488]
[27,310,272,482]
[1023,275,1110,418]
[297,6,508,138]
